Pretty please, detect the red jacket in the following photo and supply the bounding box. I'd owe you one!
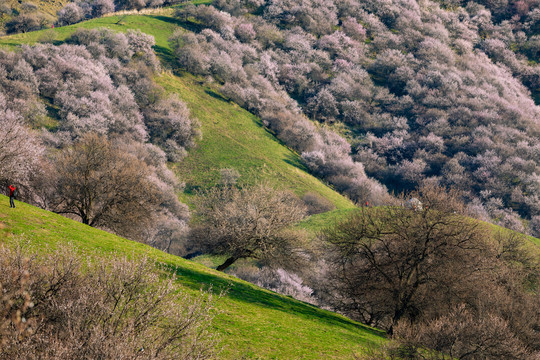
[9,185,15,197]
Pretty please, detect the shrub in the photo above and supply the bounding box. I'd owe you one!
[143,94,201,161]
[5,14,46,34]
[391,305,534,360]
[57,3,82,26]
[0,239,220,359]
[302,192,335,215]
[91,0,115,17]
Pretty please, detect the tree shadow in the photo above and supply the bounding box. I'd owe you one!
[0,42,24,48]
[160,260,386,340]
[204,88,229,102]
[151,15,206,33]
[283,152,309,172]
[183,183,201,195]
[153,44,176,66]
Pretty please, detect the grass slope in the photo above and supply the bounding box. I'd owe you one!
[0,14,355,210]
[0,197,385,358]
[160,72,354,208]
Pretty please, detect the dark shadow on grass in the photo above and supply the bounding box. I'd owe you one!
[153,44,176,65]
[43,103,60,130]
[250,117,296,150]
[161,260,386,341]
[151,15,206,33]
[283,152,309,172]
[204,89,229,102]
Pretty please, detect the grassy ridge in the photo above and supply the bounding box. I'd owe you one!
[0,196,385,358]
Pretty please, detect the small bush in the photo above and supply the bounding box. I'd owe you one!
[302,192,335,215]
[5,14,46,34]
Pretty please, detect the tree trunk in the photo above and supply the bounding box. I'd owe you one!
[81,213,89,225]
[216,256,239,271]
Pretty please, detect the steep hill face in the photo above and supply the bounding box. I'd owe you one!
[0,12,358,210]
[171,0,540,235]
[0,196,385,358]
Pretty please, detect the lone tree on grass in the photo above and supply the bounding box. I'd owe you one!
[324,184,540,358]
[45,133,162,235]
[190,183,307,271]
[321,184,487,334]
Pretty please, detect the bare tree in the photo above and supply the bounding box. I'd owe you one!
[320,184,487,333]
[44,133,161,234]
[353,213,540,359]
[190,183,307,271]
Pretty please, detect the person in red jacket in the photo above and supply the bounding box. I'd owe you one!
[9,185,16,208]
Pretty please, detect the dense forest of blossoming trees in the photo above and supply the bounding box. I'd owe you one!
[0,28,200,251]
[3,1,538,233]
[1,0,539,236]
[169,0,540,234]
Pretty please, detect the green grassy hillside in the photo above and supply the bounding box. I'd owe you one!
[0,196,385,358]
[160,72,355,208]
[0,14,355,210]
